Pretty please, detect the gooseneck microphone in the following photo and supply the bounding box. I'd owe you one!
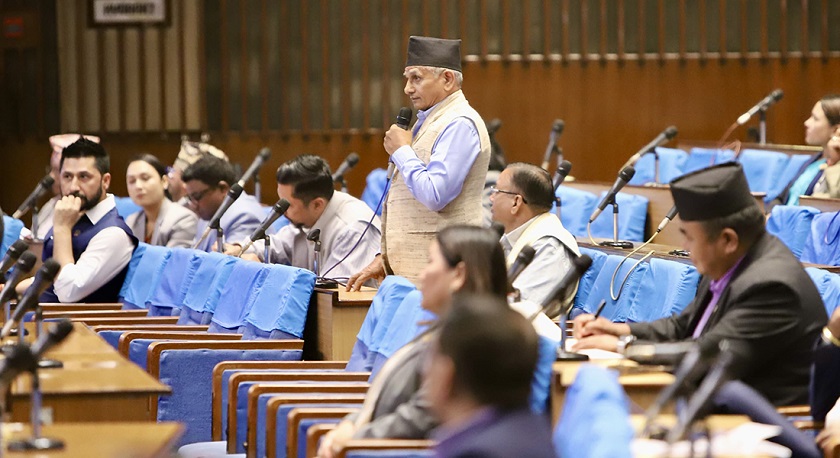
[1,240,30,279]
[553,160,573,190]
[192,183,245,250]
[237,199,291,257]
[621,127,678,170]
[589,166,636,223]
[0,343,35,387]
[656,205,679,233]
[332,152,361,184]
[507,245,537,285]
[541,120,565,170]
[736,89,784,126]
[30,318,74,358]
[387,107,413,181]
[237,148,272,188]
[542,255,594,319]
[1,259,61,338]
[13,175,55,220]
[0,252,37,307]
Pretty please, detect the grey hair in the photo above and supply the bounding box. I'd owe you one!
[406,66,464,87]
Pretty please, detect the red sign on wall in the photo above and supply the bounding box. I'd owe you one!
[3,16,24,39]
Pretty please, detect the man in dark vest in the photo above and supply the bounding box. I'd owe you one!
[27,137,137,303]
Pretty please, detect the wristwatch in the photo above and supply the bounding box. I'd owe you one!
[616,334,637,355]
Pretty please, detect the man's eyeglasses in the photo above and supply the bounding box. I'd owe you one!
[489,186,527,203]
[187,187,213,203]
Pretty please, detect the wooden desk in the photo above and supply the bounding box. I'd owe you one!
[800,196,840,213]
[305,288,376,361]
[3,422,182,457]
[551,360,674,425]
[7,323,171,423]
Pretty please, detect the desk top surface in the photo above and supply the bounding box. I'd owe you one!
[3,422,182,457]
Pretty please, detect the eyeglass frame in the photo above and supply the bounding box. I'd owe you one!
[489,186,528,204]
[186,185,216,203]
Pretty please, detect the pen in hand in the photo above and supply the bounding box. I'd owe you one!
[593,299,607,320]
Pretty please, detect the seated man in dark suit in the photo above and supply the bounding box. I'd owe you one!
[428,294,557,458]
[574,162,827,406]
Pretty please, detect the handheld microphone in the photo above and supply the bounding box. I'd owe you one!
[387,107,413,181]
[553,160,573,190]
[237,199,291,256]
[332,152,361,183]
[237,148,272,188]
[621,127,678,170]
[589,166,636,223]
[507,246,537,284]
[0,240,30,278]
[208,183,244,230]
[0,252,37,305]
[736,89,784,126]
[1,259,61,338]
[13,175,55,219]
[541,120,565,170]
[656,205,679,233]
[541,255,593,318]
[30,319,74,359]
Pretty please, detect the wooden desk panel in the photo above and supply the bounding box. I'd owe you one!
[311,288,376,361]
[800,196,840,213]
[4,422,183,457]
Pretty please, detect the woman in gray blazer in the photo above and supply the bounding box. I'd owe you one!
[125,154,198,248]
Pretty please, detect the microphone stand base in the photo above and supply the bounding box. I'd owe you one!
[7,437,65,451]
[598,240,634,249]
[37,359,63,369]
[556,349,589,362]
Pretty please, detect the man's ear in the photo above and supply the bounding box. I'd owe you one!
[720,227,740,254]
[218,181,231,192]
[442,70,457,90]
[310,197,327,213]
[102,173,111,191]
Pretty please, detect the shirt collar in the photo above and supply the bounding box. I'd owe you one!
[84,194,117,225]
[709,255,746,296]
[500,215,540,253]
[433,407,499,452]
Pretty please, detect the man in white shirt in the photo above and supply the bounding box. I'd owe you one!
[22,137,137,303]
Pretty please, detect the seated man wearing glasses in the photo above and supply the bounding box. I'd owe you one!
[183,156,264,252]
[490,162,579,313]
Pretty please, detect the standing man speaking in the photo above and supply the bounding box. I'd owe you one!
[348,36,491,288]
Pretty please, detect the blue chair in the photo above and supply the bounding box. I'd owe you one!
[801,212,840,266]
[555,186,599,237]
[118,244,172,310]
[766,205,820,259]
[1,215,23,257]
[736,149,790,194]
[361,168,388,215]
[177,252,239,325]
[206,261,270,334]
[114,196,142,218]
[627,258,699,322]
[241,264,316,339]
[683,148,736,174]
[767,154,813,203]
[573,247,609,312]
[554,365,633,458]
[146,248,205,317]
[346,276,417,372]
[571,254,649,322]
[628,147,689,186]
[590,192,649,242]
[370,290,432,376]
[806,267,840,317]
[272,402,362,458]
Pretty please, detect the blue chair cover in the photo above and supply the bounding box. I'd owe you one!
[346,276,417,372]
[1,215,23,258]
[627,258,699,322]
[572,254,649,322]
[177,252,238,325]
[207,261,267,333]
[265,401,360,458]
[146,248,203,317]
[119,244,172,309]
[241,264,316,339]
[766,206,820,259]
[555,186,599,237]
[683,148,736,174]
[554,365,633,458]
[114,197,142,218]
[767,154,812,202]
[371,291,433,376]
[361,168,388,216]
[590,192,649,243]
[736,149,790,194]
[628,147,689,186]
[530,334,559,414]
[573,247,609,311]
[806,267,840,316]
[801,212,840,266]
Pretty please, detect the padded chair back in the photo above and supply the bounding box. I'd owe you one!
[241,264,316,339]
[1,215,23,257]
[555,186,599,237]
[683,148,736,174]
[628,147,689,186]
[371,290,433,377]
[736,149,790,194]
[207,260,266,333]
[554,365,634,458]
[177,252,238,325]
[114,196,142,218]
[346,275,417,372]
[767,153,813,202]
[806,267,840,317]
[627,258,699,322]
[589,192,649,242]
[361,168,388,215]
[573,247,609,311]
[572,253,649,322]
[146,248,203,317]
[119,244,172,309]
[766,205,820,259]
[801,212,840,266]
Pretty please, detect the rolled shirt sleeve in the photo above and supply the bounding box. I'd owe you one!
[52,227,134,303]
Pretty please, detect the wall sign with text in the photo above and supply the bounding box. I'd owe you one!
[89,0,169,27]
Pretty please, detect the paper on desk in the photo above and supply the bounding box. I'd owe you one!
[631,422,790,457]
[564,338,625,360]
